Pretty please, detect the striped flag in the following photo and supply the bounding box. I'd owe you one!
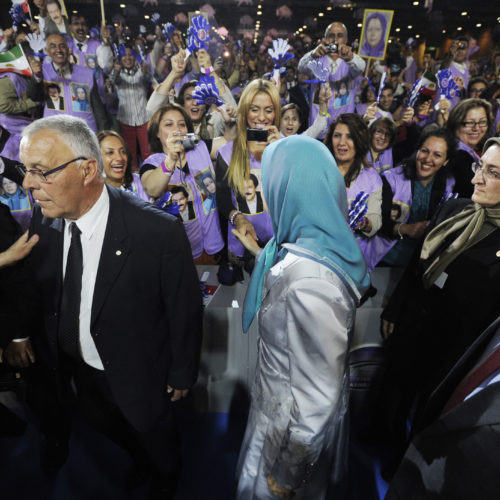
[0,45,32,77]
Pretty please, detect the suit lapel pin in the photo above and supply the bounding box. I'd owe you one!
[116,250,122,256]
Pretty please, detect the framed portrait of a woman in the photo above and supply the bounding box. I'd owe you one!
[359,9,394,60]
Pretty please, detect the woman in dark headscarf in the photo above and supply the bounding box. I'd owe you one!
[233,135,369,499]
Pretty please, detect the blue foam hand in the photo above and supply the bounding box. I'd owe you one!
[151,12,161,24]
[192,76,223,107]
[162,22,176,40]
[267,38,294,69]
[190,15,211,44]
[306,59,329,83]
[154,191,180,215]
[26,33,45,53]
[436,69,460,99]
[9,4,28,27]
[348,191,369,230]
[186,33,205,53]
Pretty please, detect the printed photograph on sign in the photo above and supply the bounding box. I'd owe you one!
[359,9,394,60]
[85,54,98,71]
[0,176,31,212]
[45,0,70,35]
[44,82,65,111]
[194,169,217,214]
[333,77,351,109]
[239,173,265,215]
[70,83,90,112]
[169,184,196,222]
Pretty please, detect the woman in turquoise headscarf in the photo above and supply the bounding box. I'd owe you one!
[233,135,370,499]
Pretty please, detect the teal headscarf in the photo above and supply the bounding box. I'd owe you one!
[242,135,370,332]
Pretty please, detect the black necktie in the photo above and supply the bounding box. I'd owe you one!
[77,42,83,51]
[58,222,83,357]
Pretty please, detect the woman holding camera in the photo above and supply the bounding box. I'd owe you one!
[140,104,224,262]
[215,79,281,274]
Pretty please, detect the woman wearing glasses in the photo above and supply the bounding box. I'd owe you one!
[374,137,500,473]
[364,128,456,270]
[367,118,397,174]
[446,98,493,197]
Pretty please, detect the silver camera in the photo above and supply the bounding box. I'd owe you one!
[175,133,200,150]
[326,43,339,54]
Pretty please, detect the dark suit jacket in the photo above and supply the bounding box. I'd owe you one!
[0,203,38,347]
[386,316,500,499]
[28,186,203,432]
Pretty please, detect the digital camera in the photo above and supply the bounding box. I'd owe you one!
[176,133,200,149]
[246,128,268,142]
[326,43,339,54]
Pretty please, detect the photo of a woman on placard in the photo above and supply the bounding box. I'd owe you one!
[72,84,90,112]
[361,12,389,59]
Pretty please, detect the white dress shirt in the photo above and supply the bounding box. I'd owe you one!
[63,186,109,370]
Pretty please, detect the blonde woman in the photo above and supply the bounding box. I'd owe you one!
[215,79,281,273]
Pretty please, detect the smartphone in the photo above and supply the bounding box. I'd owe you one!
[246,128,268,142]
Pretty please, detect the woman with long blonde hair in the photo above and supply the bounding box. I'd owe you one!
[215,79,281,275]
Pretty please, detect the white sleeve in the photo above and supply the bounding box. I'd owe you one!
[346,53,366,79]
[302,113,328,139]
[146,89,170,120]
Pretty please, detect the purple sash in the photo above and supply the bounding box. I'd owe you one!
[0,73,34,161]
[122,172,150,202]
[143,142,223,259]
[217,141,274,257]
[42,63,97,132]
[363,166,455,270]
[367,148,393,174]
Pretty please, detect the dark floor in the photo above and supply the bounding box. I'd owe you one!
[0,389,388,500]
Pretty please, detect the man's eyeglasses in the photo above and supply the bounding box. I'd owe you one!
[20,157,87,183]
[461,120,488,130]
[472,161,500,181]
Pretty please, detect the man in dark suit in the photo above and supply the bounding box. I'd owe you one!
[386,315,500,500]
[19,115,203,498]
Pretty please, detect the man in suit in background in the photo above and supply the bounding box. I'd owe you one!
[386,315,500,499]
[19,115,203,499]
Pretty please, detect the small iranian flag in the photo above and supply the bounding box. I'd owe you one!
[0,44,32,77]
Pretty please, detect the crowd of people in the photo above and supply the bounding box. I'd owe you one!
[1,1,500,498]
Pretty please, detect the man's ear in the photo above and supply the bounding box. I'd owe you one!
[82,158,100,185]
